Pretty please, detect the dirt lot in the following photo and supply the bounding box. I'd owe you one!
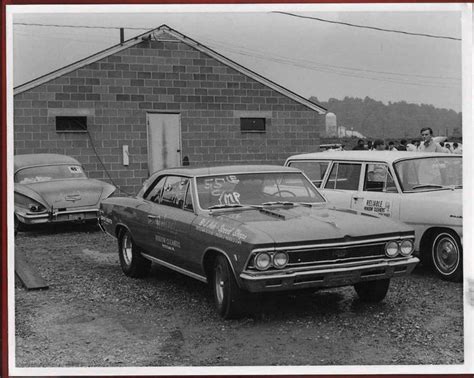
[14,224,464,368]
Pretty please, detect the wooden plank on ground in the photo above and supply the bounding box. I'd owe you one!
[15,250,49,290]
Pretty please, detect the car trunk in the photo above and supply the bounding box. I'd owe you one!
[25,179,105,210]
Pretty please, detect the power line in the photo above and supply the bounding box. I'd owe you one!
[13,22,148,31]
[14,22,461,88]
[14,23,461,82]
[200,36,461,82]
[272,11,461,41]
[209,43,460,89]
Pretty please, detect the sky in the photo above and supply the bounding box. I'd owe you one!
[9,4,467,112]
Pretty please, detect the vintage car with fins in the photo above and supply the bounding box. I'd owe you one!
[14,154,116,231]
[100,165,419,319]
[285,151,462,282]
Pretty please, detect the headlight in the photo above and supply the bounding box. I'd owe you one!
[273,252,289,269]
[254,252,272,270]
[399,239,414,256]
[385,241,399,257]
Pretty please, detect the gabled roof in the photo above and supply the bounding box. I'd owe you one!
[14,25,326,114]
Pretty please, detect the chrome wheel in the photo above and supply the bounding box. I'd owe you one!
[214,265,225,306]
[122,233,133,267]
[432,233,460,277]
[212,255,246,319]
[117,229,151,278]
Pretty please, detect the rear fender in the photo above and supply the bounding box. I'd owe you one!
[14,185,50,209]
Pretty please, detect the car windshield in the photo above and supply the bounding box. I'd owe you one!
[394,156,462,192]
[196,172,325,209]
[15,164,87,183]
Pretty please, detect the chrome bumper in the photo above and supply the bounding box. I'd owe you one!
[16,208,99,224]
[239,256,419,292]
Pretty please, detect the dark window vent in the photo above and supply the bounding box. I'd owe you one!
[56,116,87,132]
[240,118,266,133]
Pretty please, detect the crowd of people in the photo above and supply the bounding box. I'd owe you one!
[351,127,462,154]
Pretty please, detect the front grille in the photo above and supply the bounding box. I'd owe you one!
[287,243,386,267]
[246,242,387,271]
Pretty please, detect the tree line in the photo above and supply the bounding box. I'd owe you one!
[310,96,462,140]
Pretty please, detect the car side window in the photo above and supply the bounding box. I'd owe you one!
[144,176,167,203]
[288,161,330,188]
[364,163,397,192]
[324,162,361,190]
[184,182,194,211]
[161,176,190,209]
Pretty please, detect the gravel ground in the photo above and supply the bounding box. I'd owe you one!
[14,223,464,368]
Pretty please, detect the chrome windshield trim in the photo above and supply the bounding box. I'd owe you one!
[141,253,208,283]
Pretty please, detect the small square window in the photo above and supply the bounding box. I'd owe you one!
[240,118,265,133]
[56,116,87,132]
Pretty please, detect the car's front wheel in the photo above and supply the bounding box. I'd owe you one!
[431,231,462,282]
[212,255,246,319]
[354,279,390,302]
[118,229,151,278]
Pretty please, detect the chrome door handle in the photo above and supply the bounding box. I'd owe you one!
[148,215,158,219]
[353,196,364,201]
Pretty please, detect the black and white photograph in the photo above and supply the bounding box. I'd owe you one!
[6,3,473,376]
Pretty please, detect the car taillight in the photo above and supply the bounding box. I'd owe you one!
[28,203,47,213]
[15,193,47,213]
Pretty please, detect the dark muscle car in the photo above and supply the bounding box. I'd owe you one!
[100,165,419,319]
[14,154,116,231]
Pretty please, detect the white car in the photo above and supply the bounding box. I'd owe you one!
[285,151,462,282]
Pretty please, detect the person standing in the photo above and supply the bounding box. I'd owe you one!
[406,140,418,151]
[388,141,398,151]
[398,139,408,151]
[352,139,367,150]
[373,139,386,151]
[417,127,444,152]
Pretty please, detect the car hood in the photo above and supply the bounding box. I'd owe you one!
[214,204,412,245]
[15,179,115,209]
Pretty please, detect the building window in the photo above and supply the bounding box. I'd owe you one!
[240,118,266,133]
[56,116,87,132]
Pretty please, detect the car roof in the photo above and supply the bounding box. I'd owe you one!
[286,150,458,164]
[151,165,300,177]
[14,154,81,172]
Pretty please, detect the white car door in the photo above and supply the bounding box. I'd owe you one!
[350,162,402,219]
[319,161,363,208]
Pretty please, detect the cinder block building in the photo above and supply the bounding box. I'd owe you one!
[14,25,326,194]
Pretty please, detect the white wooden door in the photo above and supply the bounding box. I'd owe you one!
[147,113,181,174]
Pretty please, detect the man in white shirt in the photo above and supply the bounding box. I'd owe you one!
[417,127,444,153]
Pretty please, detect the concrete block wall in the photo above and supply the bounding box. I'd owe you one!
[14,37,323,194]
